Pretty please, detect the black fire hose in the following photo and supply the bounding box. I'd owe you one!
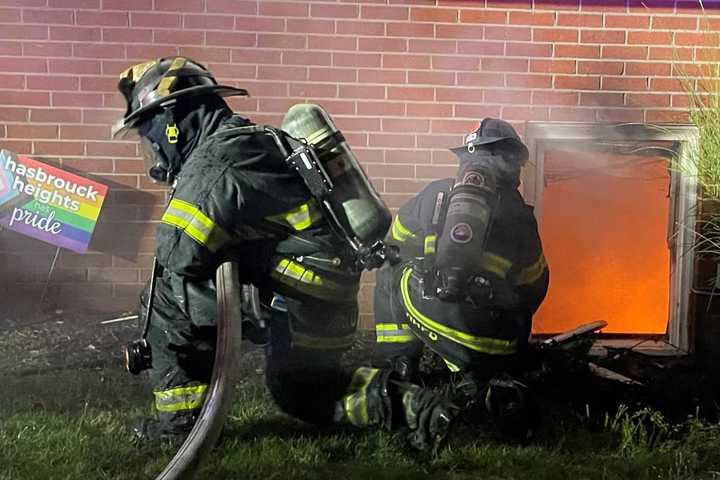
[155,261,244,480]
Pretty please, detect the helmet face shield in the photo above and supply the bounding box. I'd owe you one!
[140,136,170,184]
[112,115,145,139]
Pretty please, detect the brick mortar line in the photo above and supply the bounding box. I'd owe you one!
[2,24,715,34]
[0,45,706,55]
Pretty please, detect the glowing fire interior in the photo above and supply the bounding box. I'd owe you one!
[532,149,670,335]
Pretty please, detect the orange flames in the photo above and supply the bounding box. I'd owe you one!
[532,150,670,335]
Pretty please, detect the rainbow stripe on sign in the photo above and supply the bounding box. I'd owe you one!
[0,150,108,253]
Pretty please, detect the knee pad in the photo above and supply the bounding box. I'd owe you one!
[267,362,348,425]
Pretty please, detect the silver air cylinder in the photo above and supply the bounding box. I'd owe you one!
[282,103,392,248]
[435,162,498,300]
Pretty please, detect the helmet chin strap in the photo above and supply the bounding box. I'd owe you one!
[144,109,182,184]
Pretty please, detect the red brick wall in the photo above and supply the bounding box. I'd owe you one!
[0,0,716,324]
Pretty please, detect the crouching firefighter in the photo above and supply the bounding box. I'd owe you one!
[112,57,456,451]
[373,118,550,441]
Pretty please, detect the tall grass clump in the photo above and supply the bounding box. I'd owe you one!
[680,61,720,200]
[673,20,720,265]
[603,404,671,457]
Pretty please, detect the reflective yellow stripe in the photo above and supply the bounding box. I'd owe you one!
[515,254,547,285]
[375,323,411,331]
[375,323,415,343]
[271,257,357,300]
[480,251,513,280]
[267,201,322,232]
[161,198,229,252]
[157,57,186,97]
[154,384,208,413]
[343,367,378,426]
[391,216,417,242]
[377,334,416,344]
[400,267,517,355]
[273,258,323,286]
[424,234,437,255]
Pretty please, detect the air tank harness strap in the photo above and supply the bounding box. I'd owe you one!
[421,190,447,296]
[276,130,334,199]
[211,124,334,199]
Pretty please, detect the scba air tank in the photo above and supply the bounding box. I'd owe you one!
[435,161,499,300]
[281,103,392,249]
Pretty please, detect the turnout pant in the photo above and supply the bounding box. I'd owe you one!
[142,270,358,430]
[373,263,531,380]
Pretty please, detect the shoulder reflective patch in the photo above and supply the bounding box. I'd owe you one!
[400,267,517,355]
[161,198,230,252]
[154,384,208,413]
[391,216,417,242]
[515,254,547,285]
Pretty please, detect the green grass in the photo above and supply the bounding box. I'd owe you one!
[3,366,720,480]
[672,21,720,260]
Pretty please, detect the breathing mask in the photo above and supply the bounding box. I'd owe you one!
[138,115,179,184]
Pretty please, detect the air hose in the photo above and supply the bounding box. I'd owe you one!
[155,261,243,480]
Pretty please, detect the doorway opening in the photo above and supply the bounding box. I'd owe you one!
[521,123,699,354]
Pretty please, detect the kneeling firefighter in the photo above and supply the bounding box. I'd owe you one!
[373,118,550,440]
[112,57,455,450]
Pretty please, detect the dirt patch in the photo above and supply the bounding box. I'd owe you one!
[2,306,719,427]
[0,308,140,377]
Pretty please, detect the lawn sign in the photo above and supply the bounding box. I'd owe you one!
[0,149,108,254]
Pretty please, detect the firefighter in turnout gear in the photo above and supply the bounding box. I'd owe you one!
[113,57,455,449]
[373,118,549,440]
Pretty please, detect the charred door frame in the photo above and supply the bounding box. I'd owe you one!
[521,122,700,355]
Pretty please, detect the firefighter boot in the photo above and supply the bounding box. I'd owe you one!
[335,367,458,451]
[130,410,198,446]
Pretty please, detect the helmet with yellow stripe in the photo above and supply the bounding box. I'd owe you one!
[111,57,248,139]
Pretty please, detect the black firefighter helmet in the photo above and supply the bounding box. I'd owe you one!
[452,118,529,160]
[450,118,529,186]
[112,57,248,183]
[111,57,248,138]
